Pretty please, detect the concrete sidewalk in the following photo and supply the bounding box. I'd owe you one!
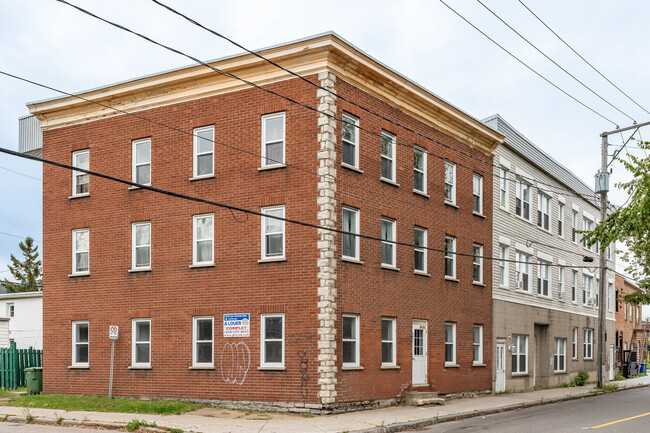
[1,376,648,433]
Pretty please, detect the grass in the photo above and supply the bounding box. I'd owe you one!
[6,394,205,415]
[0,387,26,397]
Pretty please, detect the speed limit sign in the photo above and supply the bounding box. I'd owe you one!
[109,325,119,339]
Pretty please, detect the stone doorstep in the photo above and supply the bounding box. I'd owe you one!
[404,391,445,406]
[9,392,26,398]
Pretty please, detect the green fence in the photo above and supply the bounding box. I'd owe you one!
[0,343,43,390]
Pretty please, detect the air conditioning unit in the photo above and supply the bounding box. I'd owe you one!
[516,280,523,290]
[587,297,596,307]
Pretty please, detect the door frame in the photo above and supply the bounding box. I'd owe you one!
[412,319,428,385]
[495,341,506,392]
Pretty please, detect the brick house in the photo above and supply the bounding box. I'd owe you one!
[615,274,644,371]
[26,32,503,411]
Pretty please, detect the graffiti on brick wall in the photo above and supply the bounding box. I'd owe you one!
[298,350,310,399]
[220,342,250,385]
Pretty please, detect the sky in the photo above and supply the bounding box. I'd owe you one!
[0,0,648,311]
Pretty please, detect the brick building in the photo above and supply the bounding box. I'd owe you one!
[615,274,644,370]
[26,32,503,411]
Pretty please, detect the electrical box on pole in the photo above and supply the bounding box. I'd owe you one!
[594,171,609,193]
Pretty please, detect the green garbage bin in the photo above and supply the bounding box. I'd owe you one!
[25,367,43,395]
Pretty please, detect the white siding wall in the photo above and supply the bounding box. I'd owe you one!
[0,293,43,349]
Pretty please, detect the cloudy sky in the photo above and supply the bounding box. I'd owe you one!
[1,0,648,301]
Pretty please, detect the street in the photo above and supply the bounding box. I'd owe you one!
[415,387,650,432]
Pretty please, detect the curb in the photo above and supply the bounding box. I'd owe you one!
[351,383,649,433]
[0,416,172,432]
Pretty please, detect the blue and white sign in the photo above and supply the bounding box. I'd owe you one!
[223,313,250,338]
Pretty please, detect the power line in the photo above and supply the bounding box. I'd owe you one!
[0,166,41,181]
[518,0,650,117]
[438,0,618,126]
[476,0,635,123]
[0,146,597,269]
[0,231,41,243]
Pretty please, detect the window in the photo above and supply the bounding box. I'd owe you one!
[558,267,565,298]
[595,279,600,307]
[515,252,531,291]
[7,303,14,318]
[342,207,360,260]
[499,246,509,287]
[341,113,359,168]
[615,289,619,312]
[499,167,509,209]
[537,261,550,297]
[537,193,551,231]
[381,318,396,366]
[511,334,527,374]
[583,275,594,305]
[72,150,89,196]
[342,314,359,367]
[132,222,151,270]
[261,206,285,259]
[558,203,564,237]
[193,214,213,265]
[72,321,89,367]
[572,327,578,359]
[584,328,593,359]
[261,113,285,167]
[572,270,578,303]
[413,147,426,194]
[582,218,593,248]
[380,131,396,181]
[132,138,151,185]
[473,244,483,284]
[192,316,213,367]
[414,227,427,273]
[261,314,284,367]
[445,322,456,365]
[554,338,566,372]
[473,174,483,214]
[473,325,483,365]
[72,229,89,274]
[381,218,396,267]
[515,180,531,220]
[193,126,214,177]
[572,210,579,243]
[444,235,456,278]
[444,161,456,204]
[132,319,151,367]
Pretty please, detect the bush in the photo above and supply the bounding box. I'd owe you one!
[614,372,625,381]
[574,371,589,386]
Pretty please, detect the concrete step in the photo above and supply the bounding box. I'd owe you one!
[405,391,445,406]
[10,391,26,398]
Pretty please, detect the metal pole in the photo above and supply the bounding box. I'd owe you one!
[109,339,115,399]
[597,134,608,388]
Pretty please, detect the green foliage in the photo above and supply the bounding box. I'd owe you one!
[614,372,625,381]
[563,371,589,387]
[2,236,41,292]
[603,384,619,393]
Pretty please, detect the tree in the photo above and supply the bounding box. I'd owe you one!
[583,140,650,305]
[3,236,42,292]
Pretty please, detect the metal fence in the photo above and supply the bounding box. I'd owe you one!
[0,343,43,390]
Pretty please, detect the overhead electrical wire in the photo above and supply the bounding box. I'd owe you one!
[0,165,41,181]
[0,231,41,243]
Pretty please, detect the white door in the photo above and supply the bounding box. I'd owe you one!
[609,345,614,381]
[412,320,427,385]
[495,342,506,392]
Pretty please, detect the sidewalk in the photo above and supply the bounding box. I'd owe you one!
[1,376,649,433]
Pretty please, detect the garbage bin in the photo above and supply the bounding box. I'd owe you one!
[640,363,647,374]
[25,367,43,395]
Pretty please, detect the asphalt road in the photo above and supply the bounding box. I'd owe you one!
[415,386,650,433]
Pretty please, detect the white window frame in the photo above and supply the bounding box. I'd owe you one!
[537,193,551,231]
[72,228,89,275]
[414,227,427,274]
[444,161,456,205]
[342,314,360,367]
[261,113,285,168]
[473,174,483,215]
[572,327,578,359]
[192,316,214,367]
[608,283,614,313]
[381,218,396,267]
[515,179,531,221]
[537,260,551,297]
[582,217,594,250]
[499,245,509,288]
[131,222,151,270]
[572,210,579,243]
[558,203,564,238]
[342,207,360,261]
[72,320,89,367]
[584,328,593,359]
[499,167,509,210]
[512,334,528,374]
[572,270,578,303]
[132,318,151,368]
[260,313,285,368]
[558,267,565,298]
[381,317,397,367]
[193,125,215,178]
[473,243,483,284]
[341,113,359,169]
[132,138,151,186]
[554,338,566,372]
[380,130,396,182]
[72,149,89,197]
[515,252,531,292]
[444,322,456,366]
[261,206,285,260]
[583,275,594,306]
[192,214,214,266]
[413,146,427,194]
[473,324,483,365]
[444,235,456,279]
[7,303,14,318]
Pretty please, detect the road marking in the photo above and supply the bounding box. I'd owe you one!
[591,412,650,429]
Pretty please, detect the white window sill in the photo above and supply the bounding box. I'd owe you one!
[128,365,152,370]
[189,263,215,269]
[499,206,509,213]
[341,163,363,174]
[128,267,151,273]
[444,201,459,209]
[536,294,552,299]
[412,383,429,388]
[342,365,364,371]
[515,288,531,294]
[553,370,567,375]
[381,264,399,271]
[444,276,459,282]
[258,164,286,172]
[515,214,533,225]
[128,184,151,190]
[472,212,485,219]
[68,365,89,369]
[537,226,552,234]
[189,174,215,181]
[69,193,90,200]
[414,271,430,277]
[512,372,529,377]
[380,177,399,187]
[473,282,486,287]
[413,190,429,198]
[189,366,215,370]
[341,257,363,265]
[473,363,486,367]
[381,365,400,370]
[444,363,460,368]
[258,257,287,263]
[69,272,90,278]
[258,366,286,371]
[498,285,509,289]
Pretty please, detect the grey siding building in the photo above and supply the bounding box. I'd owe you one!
[484,115,616,392]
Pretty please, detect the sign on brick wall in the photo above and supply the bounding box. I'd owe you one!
[223,314,250,338]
